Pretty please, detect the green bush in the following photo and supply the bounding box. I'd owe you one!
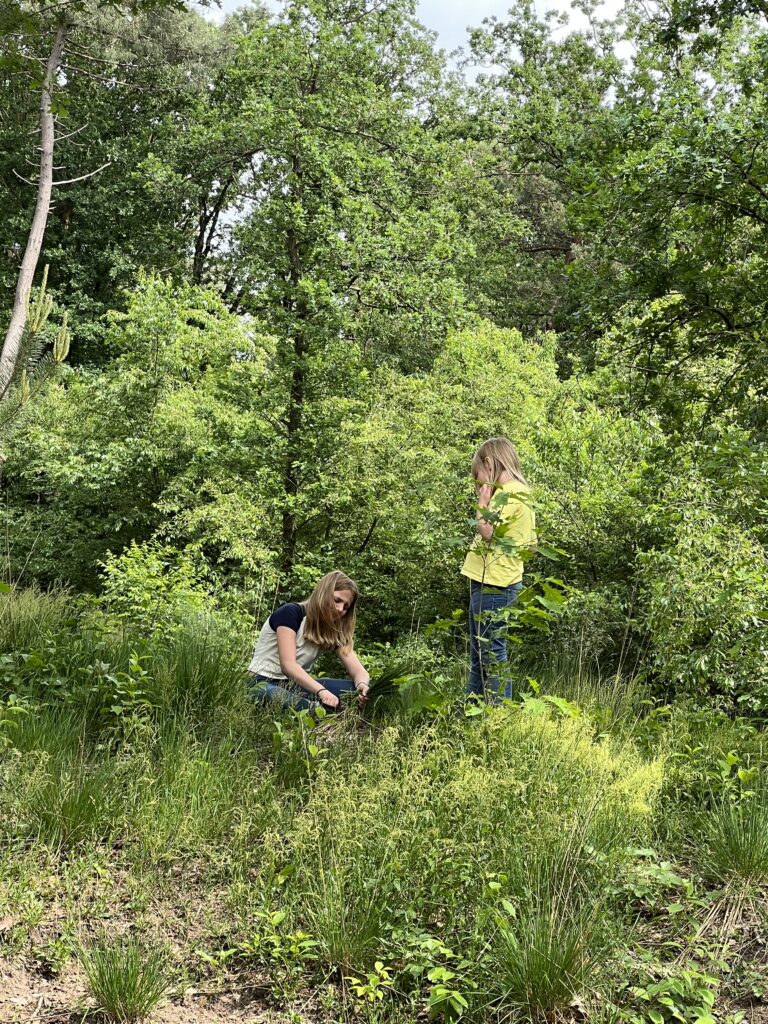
[98,542,213,639]
[639,476,768,710]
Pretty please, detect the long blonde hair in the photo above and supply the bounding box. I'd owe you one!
[471,437,528,487]
[302,570,359,652]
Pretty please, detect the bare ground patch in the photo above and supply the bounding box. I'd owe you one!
[0,963,308,1023]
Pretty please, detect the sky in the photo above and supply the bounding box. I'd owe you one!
[199,0,626,59]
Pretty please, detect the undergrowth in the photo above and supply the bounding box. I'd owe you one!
[0,589,765,1023]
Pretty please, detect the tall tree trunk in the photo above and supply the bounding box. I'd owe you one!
[0,21,67,397]
[279,217,306,582]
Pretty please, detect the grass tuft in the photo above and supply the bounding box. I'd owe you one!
[695,793,768,887]
[486,824,612,1021]
[0,585,71,656]
[152,617,246,717]
[79,933,170,1023]
[492,903,600,1020]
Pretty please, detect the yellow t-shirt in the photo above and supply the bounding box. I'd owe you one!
[461,480,536,587]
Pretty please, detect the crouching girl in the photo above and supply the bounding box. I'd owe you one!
[247,570,369,711]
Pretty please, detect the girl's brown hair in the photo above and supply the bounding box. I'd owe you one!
[471,437,528,487]
[302,570,359,652]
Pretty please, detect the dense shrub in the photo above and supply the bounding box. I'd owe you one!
[639,476,768,710]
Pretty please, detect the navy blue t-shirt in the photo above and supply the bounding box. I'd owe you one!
[268,602,306,632]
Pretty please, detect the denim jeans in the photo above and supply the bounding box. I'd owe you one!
[248,674,356,711]
[466,579,523,701]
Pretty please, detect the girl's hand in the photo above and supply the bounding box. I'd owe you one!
[478,484,494,509]
[317,687,339,709]
[355,681,369,704]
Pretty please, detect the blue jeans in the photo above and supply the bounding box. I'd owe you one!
[248,674,356,711]
[466,579,522,701]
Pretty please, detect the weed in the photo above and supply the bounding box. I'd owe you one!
[345,961,394,1003]
[0,692,28,748]
[83,651,156,750]
[238,909,319,968]
[621,966,721,1024]
[271,706,328,787]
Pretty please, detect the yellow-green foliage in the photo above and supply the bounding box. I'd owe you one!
[283,712,662,955]
[441,714,662,852]
[289,714,662,864]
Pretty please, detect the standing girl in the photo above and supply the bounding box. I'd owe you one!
[462,437,536,701]
[247,570,370,710]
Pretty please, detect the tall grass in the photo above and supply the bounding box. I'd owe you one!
[288,730,423,969]
[0,586,71,656]
[10,704,88,760]
[520,651,642,732]
[27,764,120,853]
[484,823,615,1020]
[279,715,659,975]
[127,723,284,872]
[0,586,674,1023]
[492,903,601,1019]
[151,616,247,717]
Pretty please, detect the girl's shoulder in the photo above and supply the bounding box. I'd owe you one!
[500,479,532,500]
[497,480,534,518]
[268,602,306,632]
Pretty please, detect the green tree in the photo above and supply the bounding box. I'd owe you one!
[563,16,768,430]
[458,0,623,338]
[639,465,768,709]
[211,0,470,577]
[0,276,267,589]
[0,1,252,362]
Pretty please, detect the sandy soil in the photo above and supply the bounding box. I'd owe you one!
[0,963,308,1023]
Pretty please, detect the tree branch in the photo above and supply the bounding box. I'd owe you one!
[52,160,112,185]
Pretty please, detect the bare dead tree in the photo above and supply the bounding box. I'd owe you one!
[0,19,68,397]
